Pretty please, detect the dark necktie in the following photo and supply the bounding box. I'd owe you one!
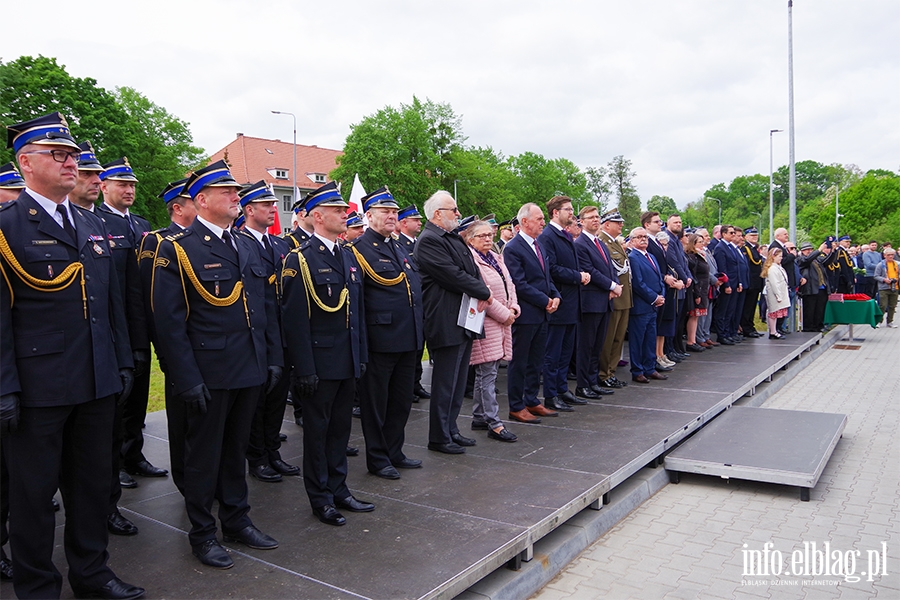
[594,238,609,264]
[646,252,659,273]
[56,204,76,245]
[533,240,545,271]
[333,244,344,270]
[222,230,238,260]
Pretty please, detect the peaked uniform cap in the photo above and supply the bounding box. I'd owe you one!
[0,162,26,189]
[398,205,422,220]
[345,211,363,228]
[7,111,79,152]
[304,181,348,212]
[76,141,104,171]
[100,157,139,182]
[183,160,241,198]
[361,186,399,211]
[239,180,277,207]
[158,178,190,203]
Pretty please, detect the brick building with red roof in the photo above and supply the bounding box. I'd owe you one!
[208,133,343,234]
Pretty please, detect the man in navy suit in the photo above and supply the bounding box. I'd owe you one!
[503,203,561,424]
[731,229,751,339]
[713,225,741,344]
[627,228,668,383]
[573,206,622,399]
[538,196,591,412]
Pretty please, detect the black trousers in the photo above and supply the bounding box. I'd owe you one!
[507,321,547,412]
[108,401,124,514]
[576,312,610,388]
[7,396,117,599]
[120,366,151,468]
[802,289,828,331]
[164,374,186,496]
[714,289,735,337]
[741,289,762,333]
[183,386,259,547]
[246,372,290,468]
[359,350,415,472]
[428,342,472,445]
[301,378,355,508]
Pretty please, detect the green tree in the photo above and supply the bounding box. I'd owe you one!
[607,155,641,229]
[0,56,205,227]
[446,146,518,220]
[330,96,465,208]
[808,171,900,244]
[647,195,678,217]
[584,165,611,214]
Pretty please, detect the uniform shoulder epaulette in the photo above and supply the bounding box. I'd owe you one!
[0,199,17,211]
[346,238,360,248]
[149,227,167,235]
[391,232,399,240]
[166,230,189,242]
[298,239,312,251]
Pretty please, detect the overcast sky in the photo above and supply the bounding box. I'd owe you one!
[4,0,897,207]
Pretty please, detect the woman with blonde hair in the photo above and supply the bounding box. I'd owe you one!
[464,221,521,442]
[761,247,790,339]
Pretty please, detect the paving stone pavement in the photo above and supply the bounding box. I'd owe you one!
[532,326,900,599]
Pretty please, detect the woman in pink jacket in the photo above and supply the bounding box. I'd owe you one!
[464,221,521,442]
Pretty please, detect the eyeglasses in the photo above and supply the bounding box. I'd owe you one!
[22,149,81,163]
[631,235,648,239]
[472,233,493,239]
[436,206,460,214]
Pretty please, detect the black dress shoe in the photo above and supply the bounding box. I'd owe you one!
[591,385,614,395]
[562,390,589,404]
[118,470,138,489]
[108,510,138,536]
[611,377,628,387]
[52,497,60,512]
[73,576,146,599]
[666,353,683,363]
[223,524,278,549]
[0,550,13,580]
[270,459,300,476]
[125,460,168,478]
[346,446,359,456]
[249,464,282,483]
[470,419,489,430]
[488,427,517,442]
[392,457,422,469]
[278,432,287,442]
[414,384,431,399]
[685,343,706,352]
[371,465,401,480]
[295,416,304,427]
[192,539,233,569]
[427,442,465,454]
[451,433,477,447]
[545,397,575,412]
[598,378,616,388]
[718,337,735,345]
[574,387,601,400]
[335,495,375,512]
[313,505,346,526]
[352,406,361,418]
[655,364,674,372]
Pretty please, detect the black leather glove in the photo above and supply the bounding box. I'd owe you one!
[178,384,210,417]
[117,368,135,406]
[266,365,283,394]
[0,394,19,434]
[132,349,150,378]
[359,363,367,378]
[295,374,318,397]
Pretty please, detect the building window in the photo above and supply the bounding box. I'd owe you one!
[309,173,326,184]
[275,169,288,180]
[283,195,292,212]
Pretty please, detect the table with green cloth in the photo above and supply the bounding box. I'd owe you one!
[824,299,884,328]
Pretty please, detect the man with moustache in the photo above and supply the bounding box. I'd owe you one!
[153,160,282,568]
[281,182,373,525]
[236,181,298,483]
[96,157,164,538]
[68,141,103,211]
[597,209,632,389]
[349,187,424,480]
[538,195,590,412]
[1,112,142,599]
[414,191,491,454]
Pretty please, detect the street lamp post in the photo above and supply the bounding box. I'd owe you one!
[271,110,298,216]
[835,184,842,238]
[787,0,797,243]
[769,129,783,244]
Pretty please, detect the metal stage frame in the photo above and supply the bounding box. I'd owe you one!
[14,332,827,599]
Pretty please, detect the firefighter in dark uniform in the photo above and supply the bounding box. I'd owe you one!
[284,199,313,249]
[136,178,196,494]
[236,181,298,483]
[0,160,26,583]
[740,227,764,337]
[281,181,373,527]
[152,160,282,569]
[395,205,430,400]
[826,235,856,294]
[95,157,164,538]
[1,112,143,599]
[349,187,424,480]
